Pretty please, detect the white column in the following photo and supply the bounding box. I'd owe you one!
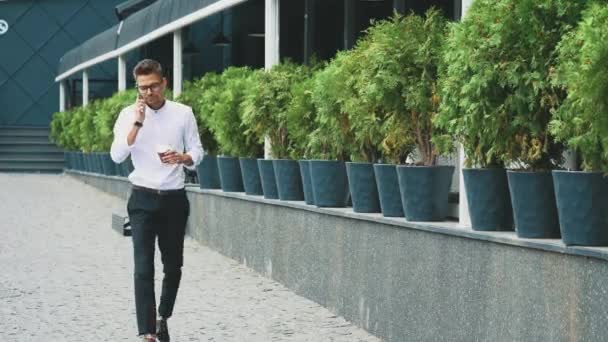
[173,29,183,98]
[118,54,127,91]
[82,70,89,107]
[265,0,280,70]
[59,81,66,112]
[458,0,473,227]
[264,0,280,159]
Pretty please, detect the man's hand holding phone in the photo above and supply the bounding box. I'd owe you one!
[135,94,146,124]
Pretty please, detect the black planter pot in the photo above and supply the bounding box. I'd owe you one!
[507,171,560,239]
[299,160,314,205]
[463,168,514,231]
[273,159,304,201]
[101,153,117,176]
[114,158,123,176]
[75,152,83,171]
[83,153,92,173]
[258,159,279,199]
[240,157,263,195]
[63,152,71,170]
[95,152,105,174]
[120,157,134,177]
[217,156,244,192]
[309,160,349,207]
[396,165,454,221]
[346,162,380,213]
[553,171,608,246]
[373,164,404,217]
[196,155,221,189]
[97,153,108,175]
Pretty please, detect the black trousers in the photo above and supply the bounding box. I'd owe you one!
[127,188,190,335]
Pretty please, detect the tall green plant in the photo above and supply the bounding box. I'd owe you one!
[207,67,263,158]
[286,72,319,159]
[309,51,357,161]
[436,0,586,169]
[94,89,138,152]
[242,62,313,159]
[178,76,219,155]
[352,10,447,165]
[551,2,608,172]
[79,100,101,152]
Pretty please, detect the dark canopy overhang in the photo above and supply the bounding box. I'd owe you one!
[56,0,248,81]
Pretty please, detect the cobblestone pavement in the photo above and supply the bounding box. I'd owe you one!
[0,174,382,342]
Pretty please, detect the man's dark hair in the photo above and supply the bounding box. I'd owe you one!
[133,59,163,79]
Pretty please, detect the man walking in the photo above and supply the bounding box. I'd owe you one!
[111,59,203,341]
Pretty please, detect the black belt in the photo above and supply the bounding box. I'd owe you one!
[132,185,185,195]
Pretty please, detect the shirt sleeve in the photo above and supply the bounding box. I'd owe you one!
[183,108,204,171]
[110,108,134,163]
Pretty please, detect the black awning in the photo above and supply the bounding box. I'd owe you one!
[116,0,223,48]
[58,24,120,76]
[115,0,158,21]
[57,0,245,79]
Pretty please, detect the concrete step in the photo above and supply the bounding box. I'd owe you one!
[0,151,64,159]
[0,143,62,153]
[0,126,50,137]
[0,156,64,163]
[0,162,64,172]
[0,135,52,143]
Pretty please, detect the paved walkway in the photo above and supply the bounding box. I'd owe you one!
[0,173,381,341]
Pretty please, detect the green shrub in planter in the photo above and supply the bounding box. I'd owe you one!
[550,2,608,246]
[356,10,452,219]
[208,67,262,158]
[435,0,588,230]
[242,62,315,199]
[178,74,222,189]
[306,52,358,207]
[207,67,262,192]
[286,71,321,203]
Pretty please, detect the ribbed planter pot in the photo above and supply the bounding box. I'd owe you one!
[196,155,221,189]
[507,171,560,239]
[63,152,71,170]
[553,171,608,246]
[217,156,244,192]
[463,168,514,231]
[299,160,314,205]
[114,159,123,176]
[309,160,349,207]
[240,157,263,195]
[346,162,380,213]
[83,153,92,173]
[373,164,404,217]
[273,159,304,201]
[258,159,279,199]
[95,153,105,175]
[396,165,454,221]
[74,152,81,171]
[101,153,117,176]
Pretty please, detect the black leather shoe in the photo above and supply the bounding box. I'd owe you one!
[157,319,170,342]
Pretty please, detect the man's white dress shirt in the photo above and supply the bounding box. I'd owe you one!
[110,100,204,190]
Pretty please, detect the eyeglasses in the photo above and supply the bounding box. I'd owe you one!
[136,82,163,94]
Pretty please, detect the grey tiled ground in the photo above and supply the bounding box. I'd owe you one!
[0,174,381,342]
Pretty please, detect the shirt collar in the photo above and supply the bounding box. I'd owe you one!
[147,100,167,114]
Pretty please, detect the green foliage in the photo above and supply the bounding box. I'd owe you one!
[352,10,447,165]
[242,61,315,159]
[552,2,608,172]
[94,89,138,152]
[286,71,319,159]
[178,76,219,155]
[207,67,263,158]
[308,51,357,161]
[435,0,586,169]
